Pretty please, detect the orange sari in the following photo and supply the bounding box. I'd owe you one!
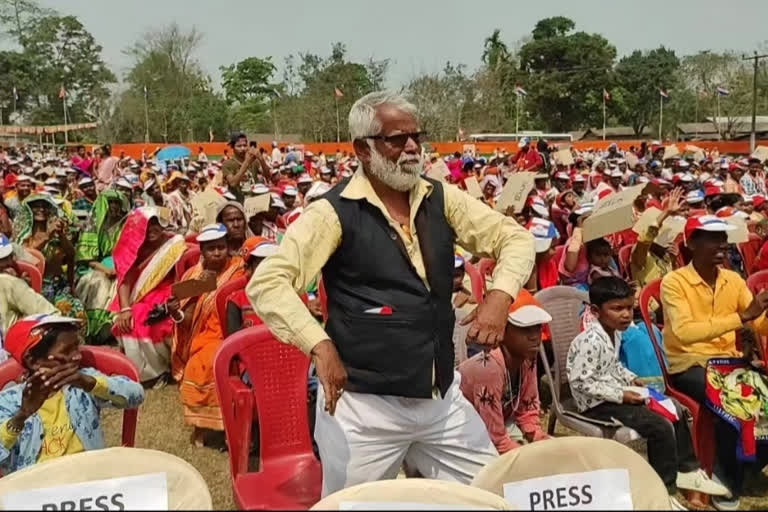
[172,257,244,430]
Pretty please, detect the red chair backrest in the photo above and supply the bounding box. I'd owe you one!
[747,269,768,295]
[463,261,485,304]
[215,275,249,336]
[25,248,45,274]
[617,244,634,279]
[184,233,199,244]
[175,246,201,279]
[638,279,670,384]
[16,261,42,293]
[0,346,140,447]
[318,276,328,323]
[214,326,312,478]
[477,258,496,296]
[739,233,762,276]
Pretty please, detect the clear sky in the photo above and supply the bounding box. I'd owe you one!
[39,0,768,87]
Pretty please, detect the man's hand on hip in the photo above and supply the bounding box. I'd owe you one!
[311,339,348,416]
[461,290,513,349]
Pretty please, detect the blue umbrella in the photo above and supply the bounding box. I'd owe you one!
[156,145,191,163]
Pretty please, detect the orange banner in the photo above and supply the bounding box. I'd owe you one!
[109,139,767,161]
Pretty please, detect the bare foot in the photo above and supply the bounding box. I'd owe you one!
[191,428,205,448]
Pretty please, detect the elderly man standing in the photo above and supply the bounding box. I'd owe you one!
[248,90,535,496]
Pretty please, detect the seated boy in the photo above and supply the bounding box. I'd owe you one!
[567,277,728,504]
[459,290,550,453]
[0,314,144,474]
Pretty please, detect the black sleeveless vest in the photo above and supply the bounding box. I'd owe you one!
[322,177,456,399]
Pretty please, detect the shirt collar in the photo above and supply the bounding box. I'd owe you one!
[677,262,730,288]
[340,167,433,202]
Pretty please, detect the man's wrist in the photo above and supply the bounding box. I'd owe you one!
[486,289,513,307]
[310,339,335,357]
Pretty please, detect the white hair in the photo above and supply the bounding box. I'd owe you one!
[348,90,417,140]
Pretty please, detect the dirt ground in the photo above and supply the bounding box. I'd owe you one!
[102,385,768,511]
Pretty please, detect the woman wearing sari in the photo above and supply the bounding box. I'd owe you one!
[12,194,86,328]
[110,207,187,384]
[170,223,244,446]
[74,190,130,344]
[215,201,252,257]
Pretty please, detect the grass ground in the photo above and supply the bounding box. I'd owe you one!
[102,385,768,511]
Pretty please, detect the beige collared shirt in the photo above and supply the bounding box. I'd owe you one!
[247,168,535,355]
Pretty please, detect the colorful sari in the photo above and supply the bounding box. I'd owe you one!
[12,194,87,329]
[75,190,130,342]
[109,207,187,382]
[172,257,244,430]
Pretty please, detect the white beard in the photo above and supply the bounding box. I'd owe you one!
[367,149,423,192]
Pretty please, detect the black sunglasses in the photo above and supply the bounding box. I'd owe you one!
[358,131,427,147]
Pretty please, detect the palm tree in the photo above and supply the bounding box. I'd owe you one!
[482,29,510,71]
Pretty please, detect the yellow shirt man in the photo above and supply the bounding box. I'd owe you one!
[661,263,768,374]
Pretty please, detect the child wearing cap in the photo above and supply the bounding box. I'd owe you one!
[0,315,144,474]
[458,290,551,454]
[567,277,729,503]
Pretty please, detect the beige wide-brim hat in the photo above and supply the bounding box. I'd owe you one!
[311,479,513,510]
[0,447,212,510]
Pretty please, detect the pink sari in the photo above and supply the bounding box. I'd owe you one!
[109,208,187,381]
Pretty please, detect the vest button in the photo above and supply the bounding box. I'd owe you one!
[389,231,397,240]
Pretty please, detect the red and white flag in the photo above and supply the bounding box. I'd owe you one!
[603,89,611,101]
[58,85,67,99]
[334,87,344,98]
[659,89,669,99]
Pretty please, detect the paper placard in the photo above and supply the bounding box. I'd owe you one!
[751,145,768,163]
[582,184,646,242]
[725,216,749,244]
[464,176,484,199]
[662,144,680,160]
[631,207,662,236]
[503,469,632,511]
[624,152,638,169]
[190,189,227,225]
[1,472,168,511]
[427,160,449,183]
[495,172,536,213]
[554,148,575,166]
[341,503,480,511]
[172,272,216,300]
[244,193,271,219]
[462,144,476,157]
[654,216,686,248]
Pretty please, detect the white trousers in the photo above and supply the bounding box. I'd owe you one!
[315,371,499,497]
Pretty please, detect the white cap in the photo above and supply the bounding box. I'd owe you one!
[572,174,586,183]
[0,234,12,259]
[282,186,298,196]
[222,191,237,201]
[608,169,623,178]
[251,183,270,195]
[16,175,31,183]
[320,167,331,175]
[20,313,81,328]
[680,173,695,183]
[116,178,132,189]
[196,223,228,242]
[55,168,67,177]
[297,174,313,184]
[270,194,286,210]
[508,305,552,327]
[454,255,465,269]
[250,242,279,259]
[78,177,94,187]
[44,178,60,186]
[142,179,156,191]
[573,202,594,216]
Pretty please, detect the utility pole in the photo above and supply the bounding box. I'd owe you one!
[743,52,768,152]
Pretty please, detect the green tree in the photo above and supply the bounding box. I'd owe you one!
[518,17,616,132]
[482,29,510,71]
[0,0,54,45]
[0,50,34,123]
[614,46,680,136]
[220,56,278,133]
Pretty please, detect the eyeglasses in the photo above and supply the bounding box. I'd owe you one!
[358,131,427,147]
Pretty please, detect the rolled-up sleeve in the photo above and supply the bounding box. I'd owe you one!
[248,200,342,354]
[442,184,535,299]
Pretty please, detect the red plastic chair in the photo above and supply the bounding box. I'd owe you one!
[15,261,42,293]
[318,276,328,323]
[25,247,45,275]
[476,258,496,296]
[175,246,201,279]
[214,326,321,510]
[617,244,634,279]
[739,233,762,276]
[638,279,715,474]
[747,269,768,295]
[463,261,485,304]
[0,346,140,448]
[184,233,199,244]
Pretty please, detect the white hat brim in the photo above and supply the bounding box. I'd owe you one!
[508,305,552,327]
[534,237,553,253]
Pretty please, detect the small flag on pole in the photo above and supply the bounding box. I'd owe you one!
[143,85,148,98]
[716,86,730,96]
[58,85,67,99]
[515,85,528,97]
[603,89,611,101]
[334,87,344,98]
[659,89,669,99]
[12,87,18,101]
